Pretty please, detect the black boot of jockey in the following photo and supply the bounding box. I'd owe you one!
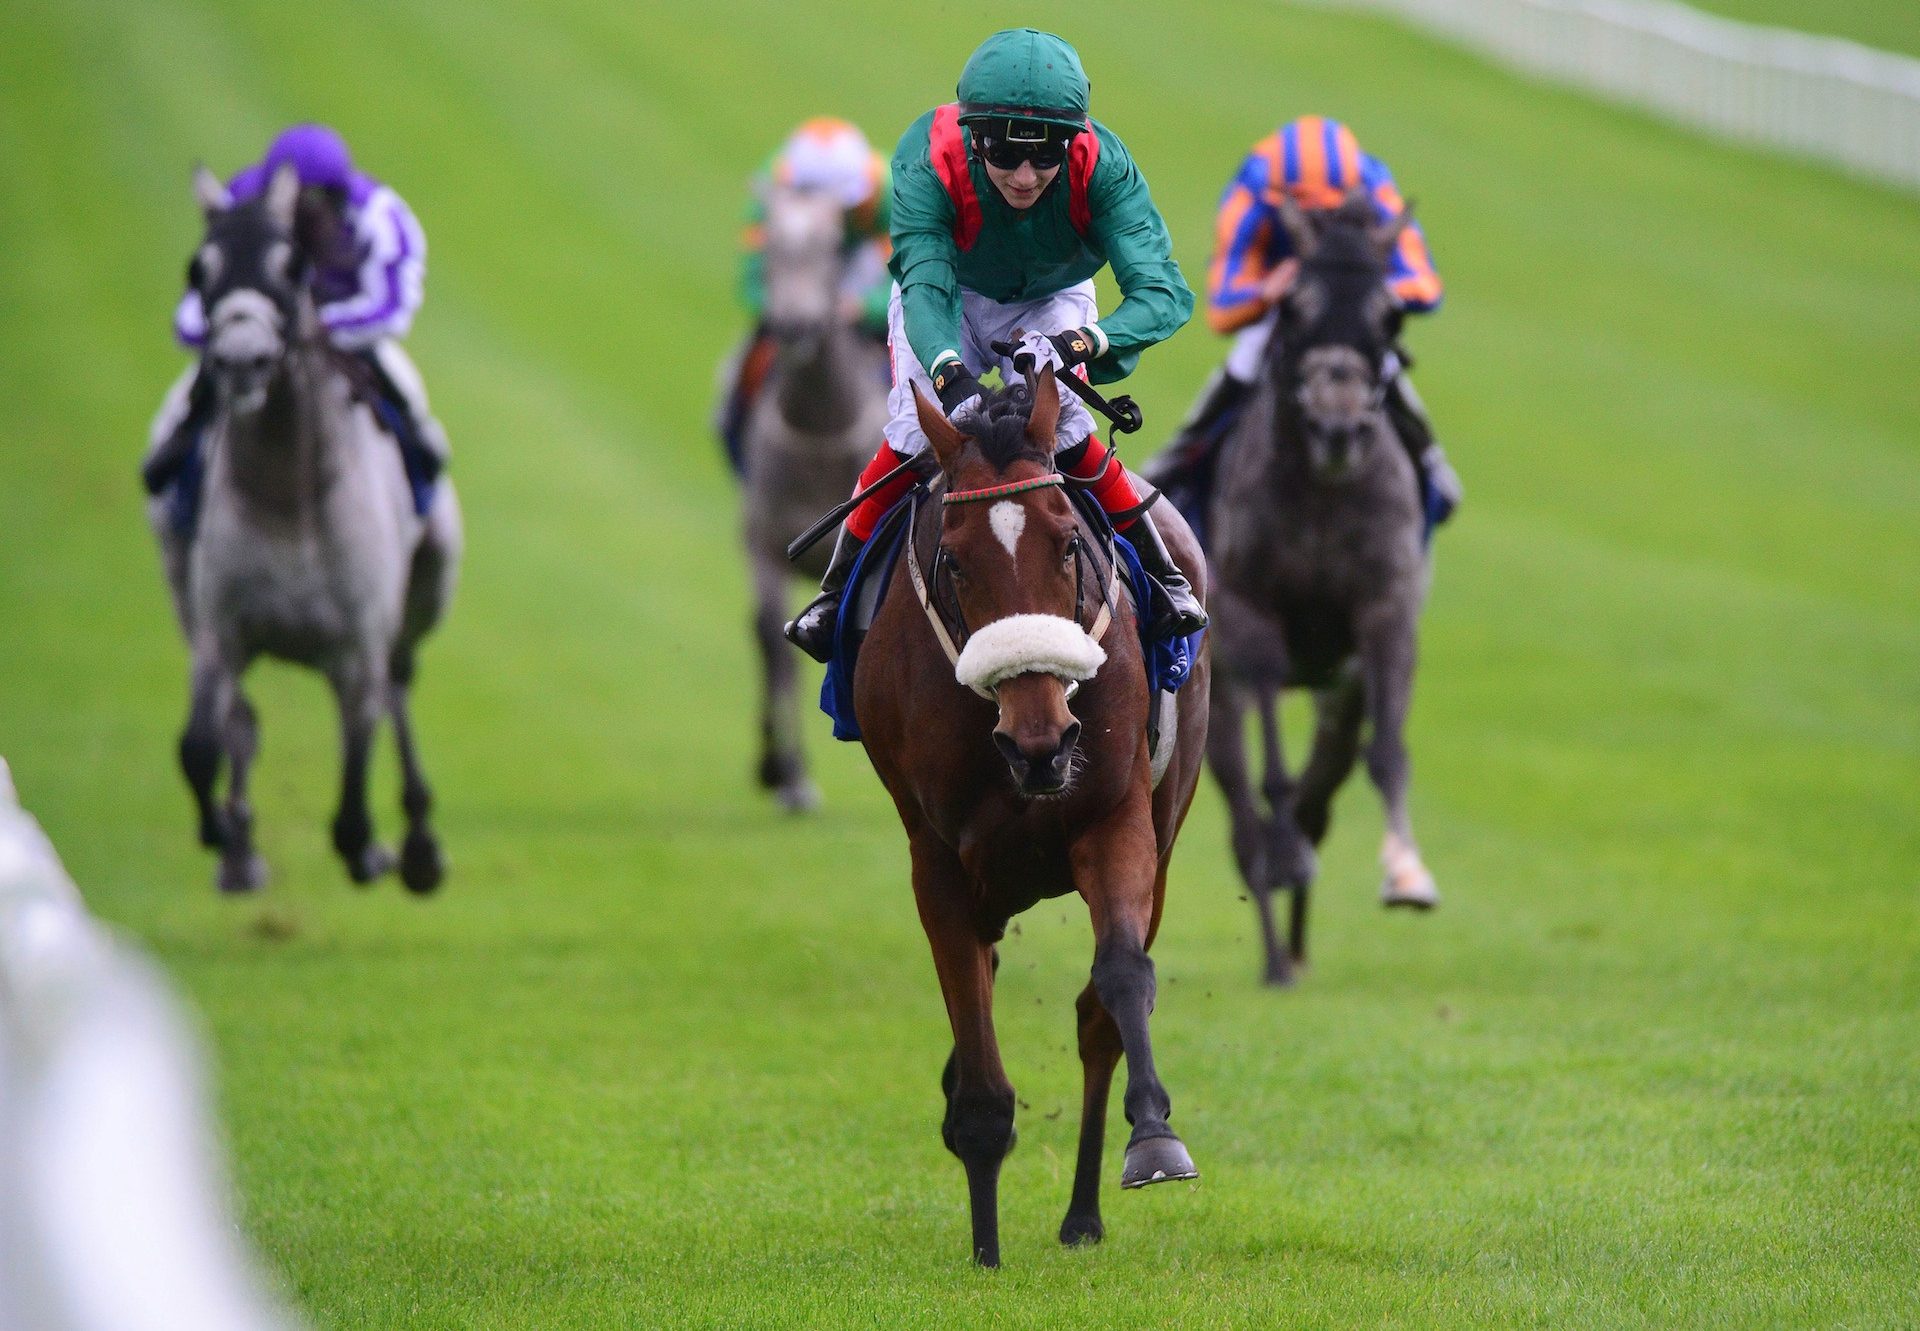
[142,368,218,497]
[786,526,865,664]
[1125,510,1208,640]
[1383,367,1461,527]
[1171,367,1253,461]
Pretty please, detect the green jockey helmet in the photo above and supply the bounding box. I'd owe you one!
[956,28,1090,139]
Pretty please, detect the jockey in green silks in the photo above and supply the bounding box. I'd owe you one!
[785,28,1204,664]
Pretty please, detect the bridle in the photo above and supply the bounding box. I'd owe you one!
[906,471,1120,701]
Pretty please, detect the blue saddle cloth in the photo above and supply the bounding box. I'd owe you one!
[817,490,1203,743]
[165,388,438,539]
[819,492,916,742]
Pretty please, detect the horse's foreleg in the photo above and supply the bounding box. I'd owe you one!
[329,660,393,885]
[1059,979,1122,1245]
[216,688,268,894]
[1292,673,1365,845]
[1074,808,1197,1189]
[1207,678,1290,986]
[911,837,1014,1267]
[180,646,232,855]
[389,654,444,894]
[751,552,816,813]
[1255,683,1318,970]
[1357,614,1436,909]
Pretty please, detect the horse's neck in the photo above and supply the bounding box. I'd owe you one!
[772,324,864,436]
[218,346,343,525]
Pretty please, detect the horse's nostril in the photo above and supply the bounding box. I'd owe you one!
[993,731,1027,776]
[1057,720,1082,763]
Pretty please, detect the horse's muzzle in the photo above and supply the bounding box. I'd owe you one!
[994,718,1081,797]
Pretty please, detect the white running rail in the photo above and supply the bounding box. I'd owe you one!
[1303,0,1920,193]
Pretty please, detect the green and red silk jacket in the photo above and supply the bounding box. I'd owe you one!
[888,104,1193,385]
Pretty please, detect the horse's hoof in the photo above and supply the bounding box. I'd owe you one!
[346,844,396,885]
[400,829,445,894]
[1380,837,1437,909]
[199,816,228,850]
[1262,957,1298,988]
[1059,1213,1104,1246]
[1380,872,1439,910]
[1121,1134,1198,1189]
[776,779,821,815]
[217,853,268,895]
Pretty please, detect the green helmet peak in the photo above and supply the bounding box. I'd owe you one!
[956,29,1089,133]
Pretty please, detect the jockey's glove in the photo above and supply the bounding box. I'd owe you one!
[1012,326,1102,377]
[932,361,986,419]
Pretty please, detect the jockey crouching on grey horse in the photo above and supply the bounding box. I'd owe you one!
[1152,115,1459,538]
[785,27,1206,663]
[143,123,448,531]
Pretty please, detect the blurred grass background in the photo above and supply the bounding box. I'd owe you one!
[1,0,1916,1325]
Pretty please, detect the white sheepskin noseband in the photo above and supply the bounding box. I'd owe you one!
[954,614,1106,697]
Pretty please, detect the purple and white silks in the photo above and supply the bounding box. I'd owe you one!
[174,175,426,353]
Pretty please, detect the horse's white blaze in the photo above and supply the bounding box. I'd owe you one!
[955,613,1105,695]
[988,501,1026,561]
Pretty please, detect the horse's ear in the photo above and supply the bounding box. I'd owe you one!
[192,162,231,217]
[1277,193,1316,257]
[912,383,969,471]
[1026,366,1060,448]
[1373,198,1415,259]
[263,162,300,229]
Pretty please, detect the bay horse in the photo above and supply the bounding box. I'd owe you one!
[852,370,1209,1266]
[1204,191,1437,987]
[147,164,462,893]
[737,188,887,812]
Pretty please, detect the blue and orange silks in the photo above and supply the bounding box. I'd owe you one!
[1207,116,1442,335]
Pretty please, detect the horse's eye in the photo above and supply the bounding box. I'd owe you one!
[1061,538,1077,565]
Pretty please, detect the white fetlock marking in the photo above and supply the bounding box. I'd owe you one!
[954,614,1106,696]
[1381,833,1436,900]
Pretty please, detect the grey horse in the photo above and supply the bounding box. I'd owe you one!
[1198,193,1438,986]
[146,164,462,893]
[733,187,888,811]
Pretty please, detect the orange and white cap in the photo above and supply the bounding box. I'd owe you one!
[777,117,881,209]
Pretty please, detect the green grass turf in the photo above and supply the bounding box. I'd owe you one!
[1682,0,1920,58]
[3,0,1918,1325]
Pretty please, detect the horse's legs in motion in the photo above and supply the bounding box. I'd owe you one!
[1357,612,1436,908]
[751,551,818,813]
[1060,976,1123,1244]
[1256,682,1319,969]
[912,836,1015,1267]
[388,647,444,894]
[329,658,394,884]
[179,648,230,855]
[1206,678,1291,986]
[1292,674,1365,846]
[1073,804,1197,1188]
[216,685,268,893]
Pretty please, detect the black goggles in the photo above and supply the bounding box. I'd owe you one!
[972,128,1071,172]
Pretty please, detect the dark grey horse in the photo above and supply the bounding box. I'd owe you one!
[146,164,462,893]
[1201,193,1438,986]
[735,188,888,811]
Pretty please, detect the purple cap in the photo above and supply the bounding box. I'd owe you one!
[229,124,377,207]
[264,123,354,187]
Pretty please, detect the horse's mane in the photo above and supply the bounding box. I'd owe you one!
[957,383,1053,472]
[1305,193,1388,276]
